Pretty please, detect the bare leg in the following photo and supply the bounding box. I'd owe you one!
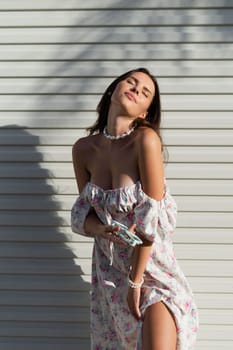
[142,301,177,350]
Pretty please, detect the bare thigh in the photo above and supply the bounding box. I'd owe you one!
[142,301,177,350]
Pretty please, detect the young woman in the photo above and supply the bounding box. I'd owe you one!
[71,68,198,350]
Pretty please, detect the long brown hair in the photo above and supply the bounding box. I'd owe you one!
[87,67,168,161]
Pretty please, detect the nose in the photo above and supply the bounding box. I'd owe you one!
[130,85,139,95]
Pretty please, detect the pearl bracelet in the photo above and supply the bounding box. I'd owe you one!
[128,275,144,289]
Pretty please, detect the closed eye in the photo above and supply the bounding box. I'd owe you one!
[127,78,135,85]
[127,76,151,97]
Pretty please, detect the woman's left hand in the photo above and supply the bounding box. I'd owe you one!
[127,286,142,320]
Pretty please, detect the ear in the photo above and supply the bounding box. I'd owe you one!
[138,111,148,119]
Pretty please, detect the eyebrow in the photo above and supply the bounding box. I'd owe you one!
[129,75,153,95]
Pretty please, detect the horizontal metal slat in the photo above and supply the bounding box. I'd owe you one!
[196,293,233,309]
[0,27,232,44]
[168,147,233,163]
[0,227,89,242]
[197,325,233,341]
[0,129,85,146]
[0,275,91,291]
[176,212,233,228]
[0,61,233,77]
[175,196,233,212]
[0,258,90,275]
[174,228,233,244]
[196,341,232,350]
[0,76,233,94]
[0,339,90,350]
[0,0,231,10]
[0,242,93,258]
[0,194,74,210]
[0,29,232,47]
[188,277,233,293]
[174,243,233,260]
[0,321,90,338]
[0,290,90,307]
[0,178,77,195]
[0,306,90,322]
[0,94,233,111]
[179,260,233,277]
[0,9,232,26]
[199,309,233,325]
[165,163,233,178]
[1,44,233,61]
[0,111,95,129]
[0,146,71,162]
[169,179,233,196]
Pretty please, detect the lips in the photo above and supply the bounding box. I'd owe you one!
[125,92,136,103]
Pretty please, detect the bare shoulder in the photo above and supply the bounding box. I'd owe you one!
[72,134,100,159]
[135,127,165,200]
[135,127,162,152]
[73,135,92,152]
[72,134,102,191]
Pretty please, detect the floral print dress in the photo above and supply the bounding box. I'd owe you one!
[71,178,199,350]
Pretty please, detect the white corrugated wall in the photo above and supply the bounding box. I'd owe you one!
[0,1,232,349]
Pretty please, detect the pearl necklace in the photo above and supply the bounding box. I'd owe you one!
[103,126,135,140]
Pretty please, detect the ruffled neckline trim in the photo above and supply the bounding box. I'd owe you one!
[83,178,169,203]
[86,181,140,193]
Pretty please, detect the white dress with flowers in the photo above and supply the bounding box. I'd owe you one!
[71,179,199,350]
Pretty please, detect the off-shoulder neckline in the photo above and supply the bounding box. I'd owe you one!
[86,181,140,193]
[84,179,168,202]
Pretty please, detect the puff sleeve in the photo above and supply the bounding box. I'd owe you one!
[71,193,91,236]
[133,194,159,242]
[133,187,178,242]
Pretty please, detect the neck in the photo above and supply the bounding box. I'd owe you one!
[107,116,134,137]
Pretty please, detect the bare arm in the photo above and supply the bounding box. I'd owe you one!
[72,139,103,236]
[127,128,164,319]
[130,128,164,280]
[72,139,90,193]
[72,139,125,243]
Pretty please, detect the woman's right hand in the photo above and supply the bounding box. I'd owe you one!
[96,223,129,245]
[84,211,128,245]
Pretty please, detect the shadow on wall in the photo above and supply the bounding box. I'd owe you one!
[30,0,233,122]
[0,125,90,347]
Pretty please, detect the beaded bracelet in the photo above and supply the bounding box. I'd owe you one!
[128,275,144,289]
